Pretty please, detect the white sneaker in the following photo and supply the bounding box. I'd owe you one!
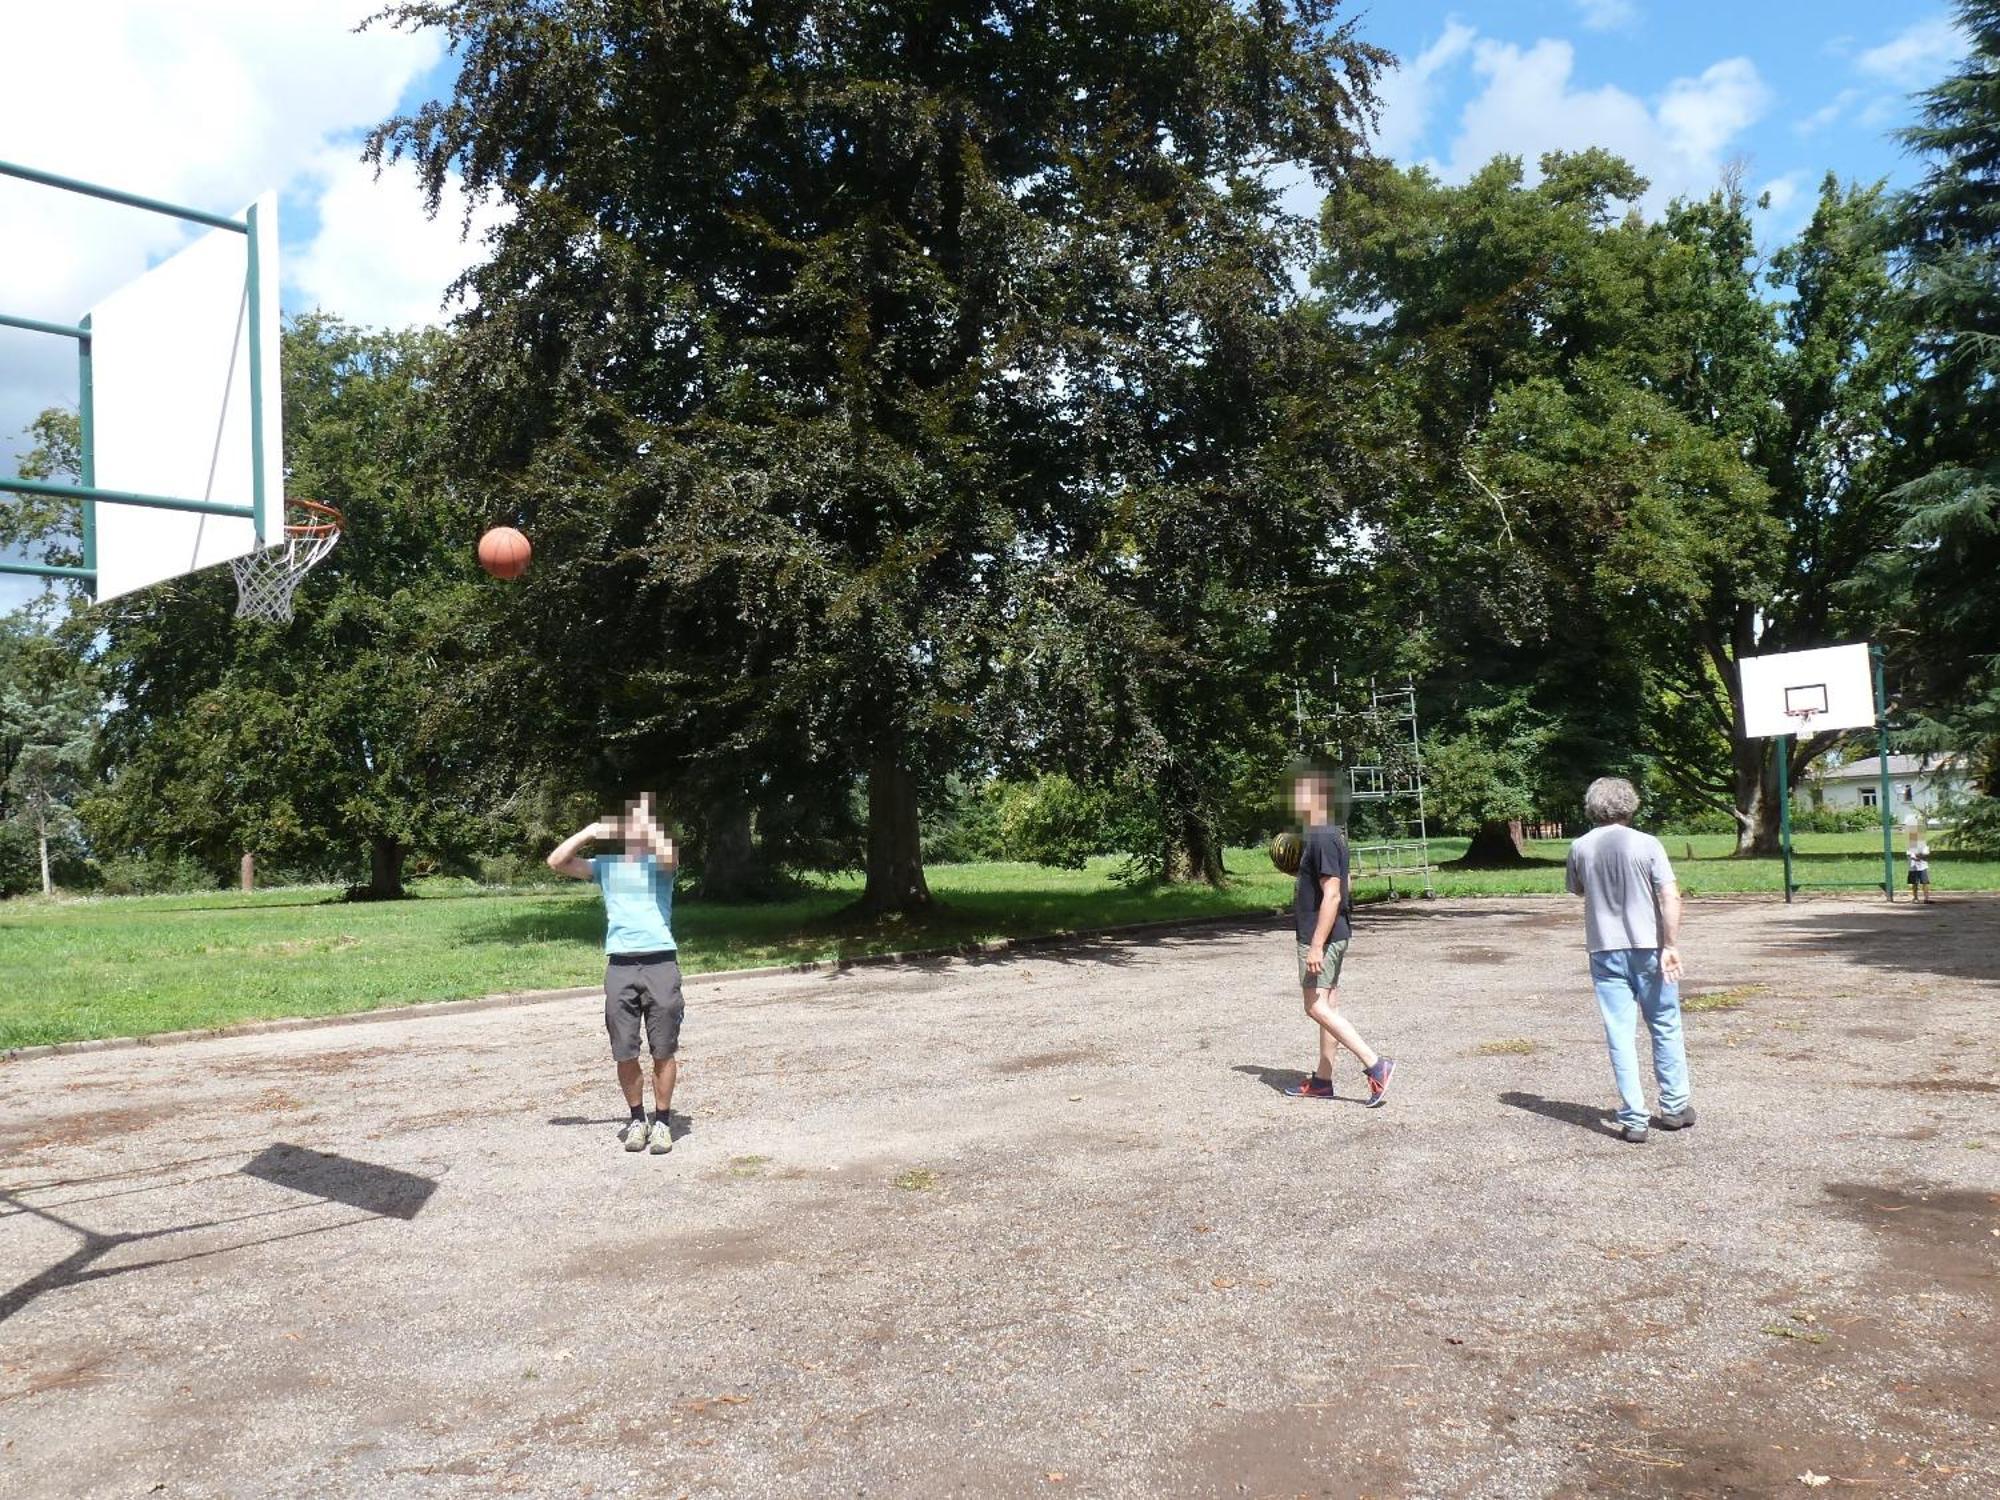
[620,1118,649,1151]
[648,1118,674,1155]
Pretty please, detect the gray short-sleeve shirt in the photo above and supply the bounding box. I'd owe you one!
[1566,824,1677,953]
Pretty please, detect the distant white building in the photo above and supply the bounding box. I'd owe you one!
[1807,754,1970,818]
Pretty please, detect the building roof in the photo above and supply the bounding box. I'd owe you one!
[1812,753,1967,782]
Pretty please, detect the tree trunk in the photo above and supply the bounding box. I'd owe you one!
[697,798,762,901]
[1730,736,1782,856]
[859,753,931,915]
[369,836,407,899]
[241,852,255,893]
[1161,810,1225,885]
[1456,818,1530,867]
[36,810,51,897]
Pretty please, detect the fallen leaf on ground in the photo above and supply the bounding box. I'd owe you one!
[1798,1473,1831,1489]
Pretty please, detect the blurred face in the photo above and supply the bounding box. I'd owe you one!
[621,797,647,854]
[1291,773,1331,821]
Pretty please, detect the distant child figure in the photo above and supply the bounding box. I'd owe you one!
[546,792,683,1154]
[1907,831,1933,903]
[1283,765,1397,1106]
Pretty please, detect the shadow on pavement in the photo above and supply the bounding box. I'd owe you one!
[1231,1064,1367,1103]
[548,1112,693,1142]
[239,1144,437,1220]
[0,1146,438,1327]
[1762,901,2000,987]
[1498,1090,1616,1136]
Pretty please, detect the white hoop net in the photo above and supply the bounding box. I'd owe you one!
[231,502,342,623]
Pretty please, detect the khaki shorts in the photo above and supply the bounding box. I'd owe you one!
[1298,938,1348,991]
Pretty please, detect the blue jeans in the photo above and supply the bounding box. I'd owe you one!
[1589,948,1691,1130]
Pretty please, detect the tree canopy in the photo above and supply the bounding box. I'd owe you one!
[6,0,1999,899]
[364,0,1390,909]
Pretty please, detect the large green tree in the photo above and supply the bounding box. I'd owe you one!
[0,408,85,582]
[1314,150,1778,859]
[1650,177,1912,852]
[0,612,97,895]
[1873,0,2000,841]
[367,0,1389,909]
[1317,153,1910,856]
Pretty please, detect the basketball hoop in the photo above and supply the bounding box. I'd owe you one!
[1783,706,1821,734]
[230,498,343,623]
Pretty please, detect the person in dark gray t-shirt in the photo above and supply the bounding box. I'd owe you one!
[1283,765,1396,1106]
[1565,776,1692,1144]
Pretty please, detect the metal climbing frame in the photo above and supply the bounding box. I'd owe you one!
[1293,677,1437,899]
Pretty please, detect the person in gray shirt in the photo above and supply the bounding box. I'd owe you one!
[1565,776,1693,1144]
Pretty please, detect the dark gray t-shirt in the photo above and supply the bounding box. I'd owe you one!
[1294,825,1353,944]
[1565,824,1676,953]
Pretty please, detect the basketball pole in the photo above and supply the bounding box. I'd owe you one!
[1778,735,1794,904]
[1873,644,1893,902]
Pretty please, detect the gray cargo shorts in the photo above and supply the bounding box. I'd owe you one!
[604,950,684,1061]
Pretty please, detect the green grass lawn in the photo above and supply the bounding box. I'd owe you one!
[2,832,1992,1049]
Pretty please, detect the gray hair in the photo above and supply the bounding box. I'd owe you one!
[1583,776,1640,826]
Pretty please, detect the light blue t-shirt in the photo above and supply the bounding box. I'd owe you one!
[590,854,677,955]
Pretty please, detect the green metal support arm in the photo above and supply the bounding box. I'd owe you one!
[0,475,254,519]
[0,311,90,341]
[0,159,247,234]
[0,560,94,581]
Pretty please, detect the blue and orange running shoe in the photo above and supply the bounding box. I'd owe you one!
[1283,1073,1335,1099]
[1364,1057,1397,1108]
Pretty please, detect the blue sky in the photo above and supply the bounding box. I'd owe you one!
[0,1,1971,612]
[1345,2,1959,229]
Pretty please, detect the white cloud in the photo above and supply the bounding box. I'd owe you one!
[1758,174,1803,215]
[0,1,455,473]
[1574,0,1639,32]
[1369,21,1478,161]
[289,150,510,330]
[1859,93,1910,129]
[1856,16,1963,86]
[1795,88,1863,137]
[1435,40,1772,217]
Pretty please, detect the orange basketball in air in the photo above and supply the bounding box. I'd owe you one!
[477,526,532,580]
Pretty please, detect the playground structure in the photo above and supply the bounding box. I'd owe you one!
[1293,675,1437,898]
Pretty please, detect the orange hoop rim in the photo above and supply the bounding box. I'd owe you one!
[283,497,345,539]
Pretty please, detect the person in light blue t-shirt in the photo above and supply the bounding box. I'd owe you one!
[547,792,682,1156]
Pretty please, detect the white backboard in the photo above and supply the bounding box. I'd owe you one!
[1739,643,1876,739]
[87,193,281,602]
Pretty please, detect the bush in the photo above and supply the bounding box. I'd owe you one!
[1654,808,1738,837]
[1789,804,1890,834]
[996,775,1110,868]
[922,777,1008,864]
[475,852,565,887]
[96,853,219,896]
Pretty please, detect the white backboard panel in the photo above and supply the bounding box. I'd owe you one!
[87,193,281,602]
[1739,643,1876,739]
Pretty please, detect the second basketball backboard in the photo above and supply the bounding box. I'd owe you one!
[1738,643,1876,739]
